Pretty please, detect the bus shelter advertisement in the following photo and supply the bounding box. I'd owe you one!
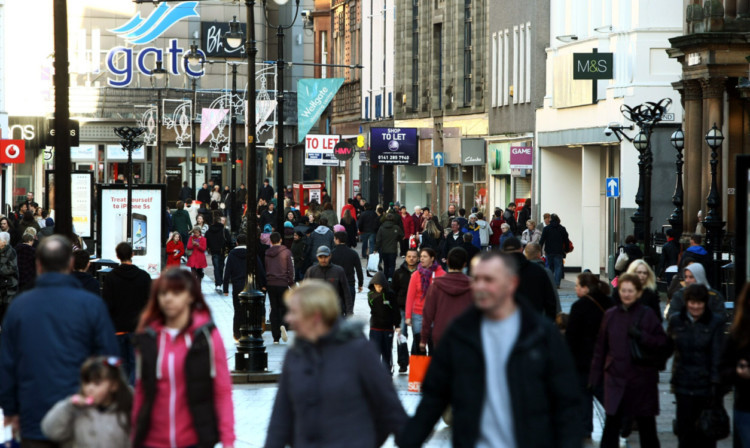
[98,186,165,276]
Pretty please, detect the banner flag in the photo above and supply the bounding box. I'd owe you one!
[200,108,229,144]
[297,78,344,142]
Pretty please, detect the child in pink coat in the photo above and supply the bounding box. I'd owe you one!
[186,226,207,280]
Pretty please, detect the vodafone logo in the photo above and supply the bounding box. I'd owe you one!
[0,140,26,164]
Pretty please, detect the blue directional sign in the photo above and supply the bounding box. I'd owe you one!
[434,152,444,167]
[606,177,619,198]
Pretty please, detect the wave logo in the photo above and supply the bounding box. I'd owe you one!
[109,2,200,45]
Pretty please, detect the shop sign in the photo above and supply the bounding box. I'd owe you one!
[370,128,418,165]
[106,2,205,87]
[573,52,614,80]
[333,140,355,161]
[510,146,533,169]
[305,134,341,166]
[107,144,146,161]
[71,172,93,238]
[353,180,360,193]
[0,140,25,164]
[200,21,247,58]
[461,139,486,166]
[71,145,97,161]
[46,119,80,147]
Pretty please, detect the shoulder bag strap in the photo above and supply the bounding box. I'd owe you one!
[585,295,605,314]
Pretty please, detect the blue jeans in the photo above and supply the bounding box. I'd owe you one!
[735,410,750,448]
[117,334,135,385]
[360,232,375,257]
[211,253,225,287]
[369,329,394,373]
[547,253,564,287]
[382,253,397,280]
[410,313,429,355]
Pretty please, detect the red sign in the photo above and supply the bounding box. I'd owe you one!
[0,140,25,164]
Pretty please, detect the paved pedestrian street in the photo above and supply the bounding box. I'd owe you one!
[202,254,734,448]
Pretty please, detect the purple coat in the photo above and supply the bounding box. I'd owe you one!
[589,302,668,417]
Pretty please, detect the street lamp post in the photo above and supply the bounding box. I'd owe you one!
[184,43,205,197]
[113,127,146,242]
[703,123,725,287]
[151,60,168,184]
[669,127,685,237]
[631,130,652,256]
[230,62,238,231]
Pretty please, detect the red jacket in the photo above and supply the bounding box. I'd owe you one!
[341,204,357,221]
[421,272,474,347]
[489,217,505,246]
[166,240,184,267]
[401,213,416,238]
[133,309,235,448]
[405,265,446,319]
[186,235,207,269]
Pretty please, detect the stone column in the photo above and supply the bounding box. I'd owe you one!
[701,77,726,216]
[727,84,744,233]
[581,145,602,272]
[739,0,750,18]
[683,80,704,237]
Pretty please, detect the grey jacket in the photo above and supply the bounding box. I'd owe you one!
[41,397,130,448]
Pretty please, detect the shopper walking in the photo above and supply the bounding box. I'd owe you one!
[391,248,419,374]
[721,283,750,447]
[375,213,404,280]
[172,201,192,244]
[223,234,267,341]
[539,213,569,287]
[205,213,231,293]
[165,231,184,268]
[265,232,294,344]
[405,247,446,355]
[330,231,363,304]
[367,272,401,373]
[613,259,663,322]
[305,246,353,316]
[15,232,35,292]
[186,226,208,281]
[358,203,380,258]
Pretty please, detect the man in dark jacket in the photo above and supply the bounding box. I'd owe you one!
[357,203,380,258]
[400,252,582,447]
[102,242,152,384]
[503,237,559,319]
[306,217,335,262]
[305,245,353,316]
[205,215,231,293]
[197,182,211,204]
[331,231,363,303]
[224,234,267,340]
[440,220,464,265]
[15,233,36,292]
[503,202,518,235]
[539,213,569,288]
[179,181,193,203]
[265,232,294,344]
[71,249,100,296]
[374,213,404,280]
[658,228,681,281]
[259,178,275,203]
[0,236,118,445]
[391,248,419,373]
[172,201,193,244]
[259,201,277,231]
[681,233,713,282]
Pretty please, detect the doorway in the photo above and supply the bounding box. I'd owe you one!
[336,174,346,215]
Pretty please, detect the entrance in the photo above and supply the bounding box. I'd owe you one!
[166,167,183,208]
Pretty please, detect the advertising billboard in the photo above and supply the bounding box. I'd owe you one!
[370,128,418,165]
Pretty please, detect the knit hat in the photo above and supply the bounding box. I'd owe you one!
[284,221,294,228]
[263,224,273,233]
[333,224,345,233]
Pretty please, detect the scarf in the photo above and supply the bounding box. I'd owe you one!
[417,261,439,299]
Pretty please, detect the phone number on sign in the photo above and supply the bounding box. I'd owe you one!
[377,155,412,163]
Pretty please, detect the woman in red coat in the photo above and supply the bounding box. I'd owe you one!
[186,226,208,280]
[165,232,184,268]
[400,206,416,257]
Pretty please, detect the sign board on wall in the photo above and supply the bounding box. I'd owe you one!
[71,172,94,238]
[305,134,342,166]
[370,128,418,165]
[573,52,614,80]
[97,185,166,276]
[71,145,97,161]
[107,144,146,161]
[200,22,247,58]
[510,146,533,169]
[461,139,486,166]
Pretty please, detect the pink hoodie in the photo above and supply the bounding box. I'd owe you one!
[132,309,235,448]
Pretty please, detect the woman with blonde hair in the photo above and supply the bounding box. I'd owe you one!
[265,280,407,447]
[419,219,442,252]
[613,259,662,322]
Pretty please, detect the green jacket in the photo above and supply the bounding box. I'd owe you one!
[172,209,192,234]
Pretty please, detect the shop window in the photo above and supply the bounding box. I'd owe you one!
[473,165,486,182]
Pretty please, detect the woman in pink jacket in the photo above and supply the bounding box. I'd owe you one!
[132,268,234,448]
[405,247,445,356]
[186,226,208,280]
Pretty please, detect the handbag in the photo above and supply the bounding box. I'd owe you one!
[366,254,380,274]
[407,355,431,393]
[629,307,669,370]
[696,404,730,440]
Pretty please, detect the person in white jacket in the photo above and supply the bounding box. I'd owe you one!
[476,212,493,251]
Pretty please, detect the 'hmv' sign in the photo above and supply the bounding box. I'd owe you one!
[510,146,533,170]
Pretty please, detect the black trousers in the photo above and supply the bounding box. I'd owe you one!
[675,394,716,448]
[267,285,288,342]
[21,440,60,448]
[601,407,660,448]
[231,290,242,340]
[399,238,409,256]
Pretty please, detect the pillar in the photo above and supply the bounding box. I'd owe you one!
[683,80,703,236]
[727,84,743,233]
[581,145,602,272]
[739,0,750,18]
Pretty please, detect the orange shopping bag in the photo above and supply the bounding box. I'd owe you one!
[408,355,431,392]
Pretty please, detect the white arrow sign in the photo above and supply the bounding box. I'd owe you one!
[606,177,619,198]
[435,153,443,163]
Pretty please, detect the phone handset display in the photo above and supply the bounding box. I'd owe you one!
[132,213,147,256]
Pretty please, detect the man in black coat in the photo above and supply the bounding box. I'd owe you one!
[71,249,100,296]
[223,234,267,340]
[330,231,363,303]
[196,183,211,204]
[205,216,232,292]
[440,220,464,265]
[390,248,419,373]
[539,213,569,288]
[102,242,152,384]
[399,252,582,447]
[305,245,353,316]
[658,228,681,280]
[357,203,380,259]
[179,181,193,203]
[259,178,275,203]
[503,202,518,235]
[502,237,559,319]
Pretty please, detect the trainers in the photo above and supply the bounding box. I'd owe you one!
[280,325,288,342]
[215,286,222,293]
[398,366,408,374]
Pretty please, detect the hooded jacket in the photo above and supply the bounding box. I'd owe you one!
[391,262,418,310]
[222,246,267,294]
[476,219,493,247]
[172,209,192,234]
[42,397,130,448]
[102,263,152,333]
[375,219,404,254]
[357,210,381,234]
[668,307,724,396]
[166,240,184,267]
[330,244,363,287]
[668,263,726,319]
[463,223,481,249]
[421,272,473,347]
[306,226,334,262]
[539,221,569,256]
[682,244,713,279]
[265,244,294,287]
[508,252,559,319]
[205,223,230,255]
[489,217,504,246]
[367,272,401,331]
[132,309,235,448]
[186,235,208,269]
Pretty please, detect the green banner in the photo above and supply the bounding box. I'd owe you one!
[297,78,344,142]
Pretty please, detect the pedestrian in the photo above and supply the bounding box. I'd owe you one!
[391,248,419,374]
[405,247,446,355]
[211,185,221,204]
[539,213,569,287]
[172,200,192,244]
[459,233,480,268]
[498,222,514,249]
[185,199,199,227]
[489,208,504,250]
[590,273,671,448]
[421,247,472,351]
[681,233,713,279]
[358,203,380,259]
[41,356,132,448]
[503,202,518,235]
[71,249,101,296]
[186,226,208,281]
[501,236,559,318]
[291,231,307,282]
[266,232,294,344]
[454,208,468,229]
[132,268,235,448]
[668,262,726,319]
[179,181,193,203]
[102,242,152,384]
[259,178,274,203]
[224,233,267,341]
[667,283,725,448]
[400,206,416,256]
[283,221,295,249]
[165,231,184,268]
[15,232,36,292]
[565,272,615,440]
[475,212,492,251]
[613,259,663,321]
[196,183,210,204]
[260,201,277,231]
[439,204,457,230]
[375,213,404,280]
[615,235,644,275]
[367,272,401,373]
[341,198,358,223]
[0,217,15,247]
[195,213,208,236]
[658,228,681,281]
[520,218,542,247]
[0,235,119,446]
[320,202,338,228]
[205,213,231,293]
[304,245,353,316]
[264,280,407,448]
[463,214,481,249]
[399,252,583,447]
[17,210,40,236]
[419,219,442,253]
[340,209,358,248]
[440,220,463,265]
[331,231,363,304]
[720,283,750,447]
[0,231,18,323]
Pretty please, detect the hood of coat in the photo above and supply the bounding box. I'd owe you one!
[686,245,709,256]
[314,226,331,235]
[148,307,212,334]
[477,220,488,228]
[685,263,709,285]
[381,220,396,230]
[228,246,247,262]
[265,245,287,259]
[207,223,224,234]
[112,263,146,281]
[368,271,388,290]
[430,272,472,296]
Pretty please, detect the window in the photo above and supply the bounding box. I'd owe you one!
[503,29,509,106]
[519,25,525,103]
[491,33,497,108]
[411,0,419,111]
[433,23,443,110]
[525,22,531,103]
[463,0,472,106]
[336,12,345,78]
[350,3,359,79]
[320,31,328,78]
[512,25,518,105]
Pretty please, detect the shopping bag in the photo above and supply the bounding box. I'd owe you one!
[367,254,380,274]
[408,355,431,392]
[409,235,418,248]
